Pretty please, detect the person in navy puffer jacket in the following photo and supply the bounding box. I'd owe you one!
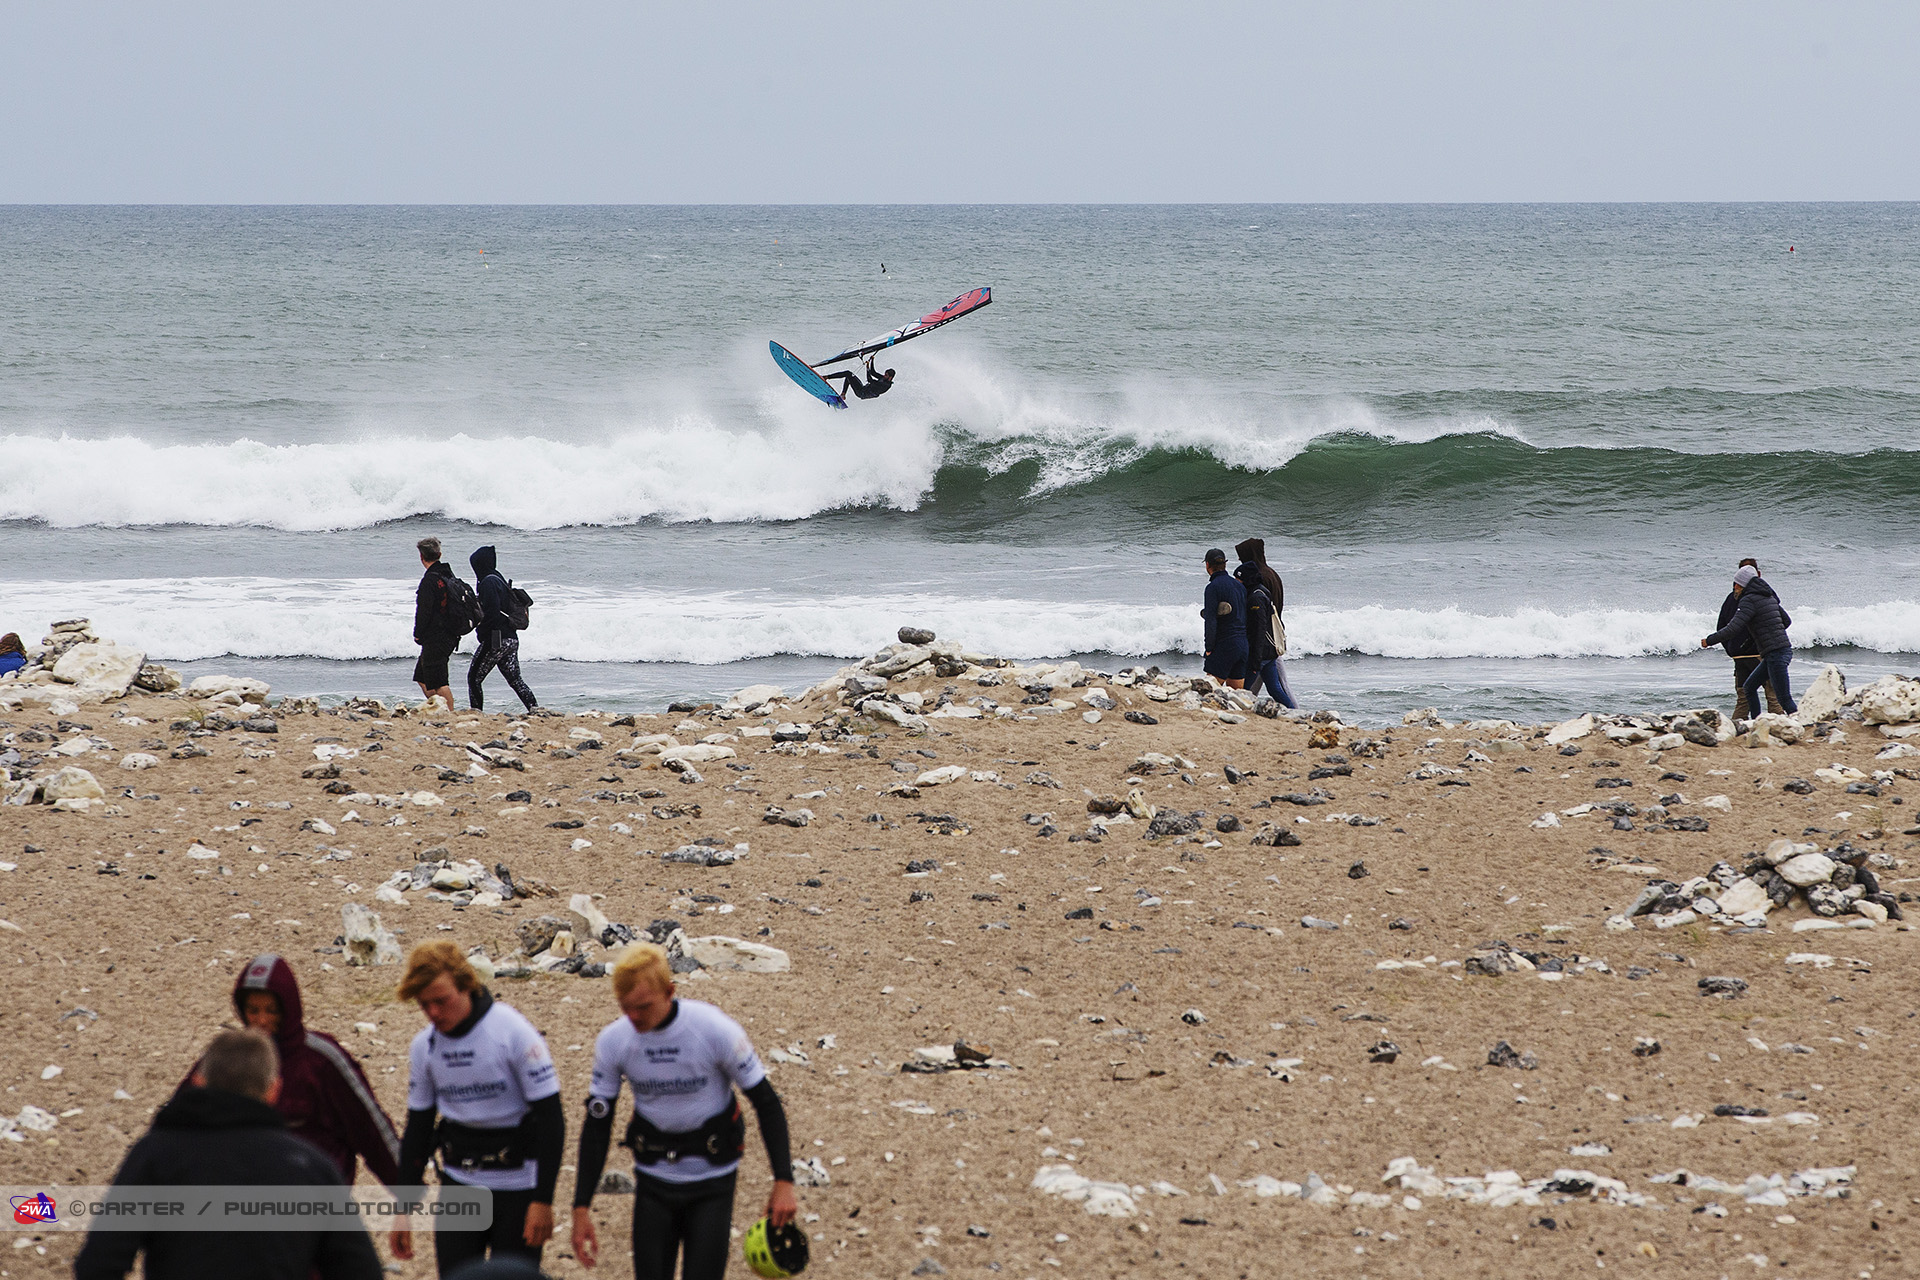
[1702,564,1796,716]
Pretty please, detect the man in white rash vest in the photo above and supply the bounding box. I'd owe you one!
[570,942,797,1280]
[388,942,565,1278]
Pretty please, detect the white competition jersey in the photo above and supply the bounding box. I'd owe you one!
[589,999,767,1185]
[408,998,559,1190]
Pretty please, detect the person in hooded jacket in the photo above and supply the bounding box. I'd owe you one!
[75,1028,382,1280]
[467,545,539,714]
[1234,561,1296,709]
[1702,564,1797,716]
[182,953,403,1190]
[1233,537,1295,706]
[0,632,26,679]
[1714,557,1783,720]
[1201,549,1247,688]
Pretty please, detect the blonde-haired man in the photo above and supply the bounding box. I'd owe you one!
[569,942,797,1279]
[390,941,564,1278]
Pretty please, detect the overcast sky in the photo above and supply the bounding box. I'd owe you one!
[3,1,1916,203]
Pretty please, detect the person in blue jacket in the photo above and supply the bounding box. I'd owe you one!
[1201,549,1247,689]
[0,633,26,679]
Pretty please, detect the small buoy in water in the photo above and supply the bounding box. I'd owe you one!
[1787,245,1794,252]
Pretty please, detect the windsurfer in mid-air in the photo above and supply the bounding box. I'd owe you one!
[827,357,895,401]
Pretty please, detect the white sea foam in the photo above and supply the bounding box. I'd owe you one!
[5,579,1916,665]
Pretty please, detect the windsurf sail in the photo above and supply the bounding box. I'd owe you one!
[770,341,847,409]
[811,287,991,369]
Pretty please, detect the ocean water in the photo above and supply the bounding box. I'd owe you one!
[2,204,1917,723]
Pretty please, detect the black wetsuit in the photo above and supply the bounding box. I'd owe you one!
[831,365,894,401]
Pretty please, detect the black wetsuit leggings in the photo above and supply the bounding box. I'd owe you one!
[468,630,537,711]
[632,1169,736,1280]
[434,1186,542,1278]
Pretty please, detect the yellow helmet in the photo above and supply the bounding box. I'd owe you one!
[742,1217,810,1278]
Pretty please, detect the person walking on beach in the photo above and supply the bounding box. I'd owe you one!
[1234,537,1296,708]
[390,941,565,1277]
[570,942,799,1280]
[1235,560,1296,709]
[1714,558,1783,720]
[182,953,403,1191]
[1202,548,1247,689]
[1701,564,1797,717]
[413,538,472,711]
[75,1028,382,1280]
[466,545,539,714]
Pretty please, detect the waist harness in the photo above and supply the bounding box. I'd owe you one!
[436,1118,528,1174]
[621,1098,744,1166]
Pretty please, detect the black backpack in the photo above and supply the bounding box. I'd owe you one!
[441,576,481,637]
[507,583,533,632]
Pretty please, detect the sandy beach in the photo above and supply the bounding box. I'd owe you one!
[3,638,1917,1279]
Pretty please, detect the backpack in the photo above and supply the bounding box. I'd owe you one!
[506,583,533,632]
[442,576,482,637]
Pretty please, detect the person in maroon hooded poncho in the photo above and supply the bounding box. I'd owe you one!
[185,953,403,1188]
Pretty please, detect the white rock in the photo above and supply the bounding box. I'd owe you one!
[1545,713,1595,745]
[374,885,407,905]
[679,935,790,974]
[42,766,104,803]
[187,675,270,703]
[1794,665,1849,722]
[1647,733,1685,751]
[54,734,96,756]
[187,842,221,860]
[341,903,401,966]
[50,641,146,702]
[1858,674,1920,726]
[1791,918,1844,933]
[1081,710,1102,724]
[916,765,967,786]
[1714,879,1771,917]
[430,866,471,890]
[1530,812,1561,829]
[1700,794,1733,813]
[925,704,982,719]
[1776,853,1837,888]
[1876,742,1920,760]
[409,791,443,807]
[1854,900,1888,924]
[570,893,611,943]
[119,753,160,770]
[659,744,737,766]
[725,684,786,711]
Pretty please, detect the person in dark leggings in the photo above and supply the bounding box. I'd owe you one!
[467,545,539,713]
[571,944,797,1280]
[826,358,895,401]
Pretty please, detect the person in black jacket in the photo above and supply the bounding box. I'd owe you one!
[414,537,463,711]
[1714,558,1782,720]
[466,545,539,714]
[74,1029,381,1280]
[1702,565,1797,716]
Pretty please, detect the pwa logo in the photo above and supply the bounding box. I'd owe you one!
[11,1192,57,1225]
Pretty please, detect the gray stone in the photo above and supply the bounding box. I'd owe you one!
[1487,1040,1538,1069]
[1777,852,1837,887]
[341,904,401,966]
[1697,975,1748,998]
[897,626,936,645]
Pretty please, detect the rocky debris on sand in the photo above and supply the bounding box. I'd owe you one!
[1697,975,1749,999]
[901,1040,1008,1074]
[1031,1165,1138,1218]
[660,843,749,867]
[1486,1040,1538,1070]
[1613,838,1902,932]
[377,857,514,908]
